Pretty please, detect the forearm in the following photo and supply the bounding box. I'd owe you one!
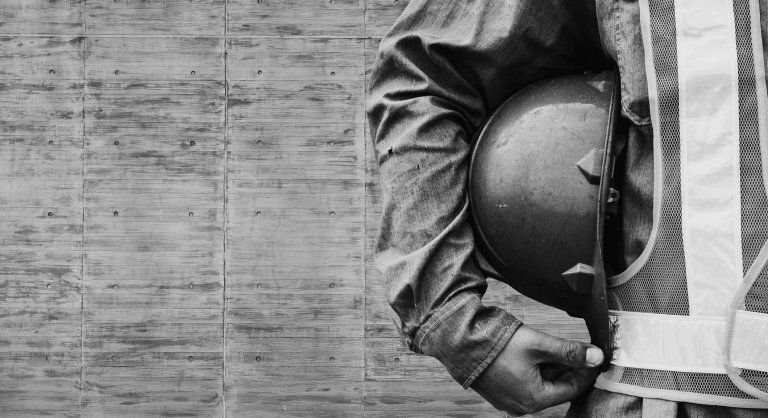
[367,0,608,387]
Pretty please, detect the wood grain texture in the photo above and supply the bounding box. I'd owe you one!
[82,31,225,416]
[226,34,367,416]
[0,0,84,35]
[228,0,363,37]
[0,32,84,417]
[86,0,225,36]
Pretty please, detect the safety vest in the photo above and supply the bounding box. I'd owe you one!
[594,0,768,407]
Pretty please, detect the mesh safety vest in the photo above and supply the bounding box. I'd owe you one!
[594,0,768,407]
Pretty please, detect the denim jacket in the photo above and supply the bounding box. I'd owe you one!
[366,0,668,388]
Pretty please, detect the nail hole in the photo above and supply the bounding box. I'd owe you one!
[48,212,53,217]
[48,140,54,145]
[189,212,194,217]
[255,211,261,216]
[329,283,336,289]
[328,140,335,145]
[188,356,194,362]
[257,70,262,75]
[113,211,118,216]
[189,283,194,289]
[49,69,55,74]
[256,140,262,145]
[47,284,51,288]
[394,357,400,362]
[416,164,420,169]
[191,71,196,76]
[330,357,336,362]
[255,356,261,362]
[114,140,119,146]
[331,71,336,76]
[190,140,196,146]
[113,284,118,290]
[394,0,399,3]
[114,70,119,75]
[256,283,262,288]
[46,355,51,361]
[111,356,116,361]
[329,211,336,216]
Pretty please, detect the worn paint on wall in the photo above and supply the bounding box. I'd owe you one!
[0,1,588,417]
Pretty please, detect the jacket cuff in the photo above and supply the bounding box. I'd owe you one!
[413,291,523,389]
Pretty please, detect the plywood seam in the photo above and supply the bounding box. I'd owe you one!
[80,2,87,414]
[223,0,230,415]
[363,1,369,415]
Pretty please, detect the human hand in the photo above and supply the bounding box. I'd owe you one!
[470,325,604,416]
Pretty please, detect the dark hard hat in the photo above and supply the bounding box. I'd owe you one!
[469,71,619,357]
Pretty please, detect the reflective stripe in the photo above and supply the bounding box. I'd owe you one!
[732,311,768,373]
[611,311,768,373]
[677,0,743,317]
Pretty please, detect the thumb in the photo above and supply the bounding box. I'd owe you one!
[537,335,604,369]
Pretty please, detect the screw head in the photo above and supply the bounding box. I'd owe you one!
[113,284,118,290]
[190,141,196,146]
[48,212,53,217]
[114,141,119,146]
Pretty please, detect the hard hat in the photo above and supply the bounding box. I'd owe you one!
[468,71,624,366]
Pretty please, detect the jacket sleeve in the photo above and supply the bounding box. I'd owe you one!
[366,0,610,388]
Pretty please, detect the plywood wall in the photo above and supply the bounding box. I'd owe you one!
[0,1,587,417]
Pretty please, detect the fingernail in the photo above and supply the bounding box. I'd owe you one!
[586,347,604,367]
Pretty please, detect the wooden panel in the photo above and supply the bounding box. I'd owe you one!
[365,0,409,38]
[0,31,83,415]
[0,36,84,80]
[228,0,363,37]
[85,37,223,80]
[0,0,84,35]
[226,36,366,416]
[86,0,225,35]
[82,35,225,416]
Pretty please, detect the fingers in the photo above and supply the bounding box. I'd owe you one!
[541,365,601,406]
[534,333,604,369]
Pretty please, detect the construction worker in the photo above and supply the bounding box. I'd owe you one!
[366,0,768,416]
